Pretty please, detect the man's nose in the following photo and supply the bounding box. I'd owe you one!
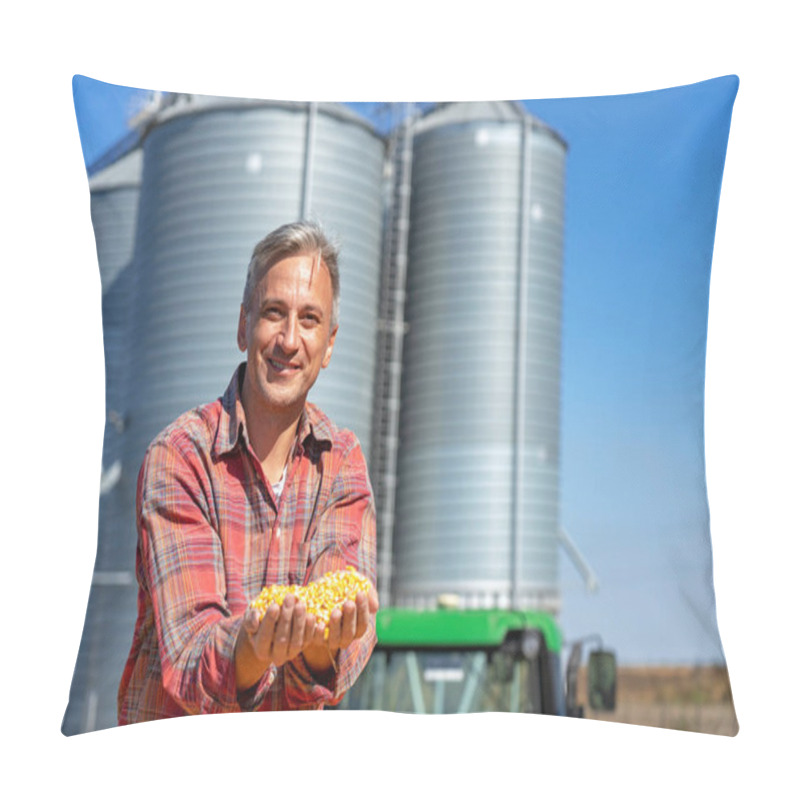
[279,313,299,350]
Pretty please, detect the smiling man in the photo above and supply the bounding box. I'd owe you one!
[118,221,378,724]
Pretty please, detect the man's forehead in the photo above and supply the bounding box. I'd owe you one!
[254,253,332,301]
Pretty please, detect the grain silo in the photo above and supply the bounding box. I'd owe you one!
[62,147,143,735]
[123,95,386,481]
[391,102,567,613]
[89,147,142,490]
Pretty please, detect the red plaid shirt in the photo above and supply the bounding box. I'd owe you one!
[118,365,377,724]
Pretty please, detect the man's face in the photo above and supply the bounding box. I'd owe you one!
[237,253,338,419]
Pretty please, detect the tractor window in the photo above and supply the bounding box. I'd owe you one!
[338,645,544,714]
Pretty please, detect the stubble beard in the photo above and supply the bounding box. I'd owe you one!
[245,355,309,423]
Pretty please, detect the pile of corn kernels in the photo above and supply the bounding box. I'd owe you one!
[249,566,372,637]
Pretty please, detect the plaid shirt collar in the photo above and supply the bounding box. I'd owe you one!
[212,363,333,459]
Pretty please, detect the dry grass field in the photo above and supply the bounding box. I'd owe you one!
[575,664,738,736]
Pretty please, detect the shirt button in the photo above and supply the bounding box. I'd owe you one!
[275,527,281,539]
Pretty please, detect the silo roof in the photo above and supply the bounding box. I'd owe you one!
[141,93,384,142]
[88,148,143,191]
[413,100,566,148]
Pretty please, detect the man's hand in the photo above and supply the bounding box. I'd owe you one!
[235,594,316,691]
[301,585,379,677]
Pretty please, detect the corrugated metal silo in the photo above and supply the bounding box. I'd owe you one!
[91,147,142,486]
[123,96,386,483]
[392,102,567,612]
[63,148,143,735]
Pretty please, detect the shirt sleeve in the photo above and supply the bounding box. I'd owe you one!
[280,435,378,710]
[138,434,275,715]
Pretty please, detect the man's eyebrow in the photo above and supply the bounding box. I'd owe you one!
[258,297,324,315]
[299,301,325,316]
[258,296,285,310]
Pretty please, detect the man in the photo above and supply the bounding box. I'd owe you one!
[118,221,378,723]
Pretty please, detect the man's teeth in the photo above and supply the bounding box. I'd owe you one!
[269,358,295,371]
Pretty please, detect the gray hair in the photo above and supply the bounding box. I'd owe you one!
[242,220,341,330]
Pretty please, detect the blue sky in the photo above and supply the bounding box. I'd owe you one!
[73,74,738,665]
[522,80,737,663]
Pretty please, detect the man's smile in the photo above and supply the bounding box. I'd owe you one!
[267,354,301,373]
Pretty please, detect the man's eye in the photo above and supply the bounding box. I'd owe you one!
[263,308,282,319]
[301,315,321,327]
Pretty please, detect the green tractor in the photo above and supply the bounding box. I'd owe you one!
[338,606,617,716]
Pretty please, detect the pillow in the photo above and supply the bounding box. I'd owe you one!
[64,74,738,736]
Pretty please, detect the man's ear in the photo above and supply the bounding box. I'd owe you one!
[322,325,338,369]
[237,304,248,352]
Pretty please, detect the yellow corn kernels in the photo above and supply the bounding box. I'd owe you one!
[249,566,372,638]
